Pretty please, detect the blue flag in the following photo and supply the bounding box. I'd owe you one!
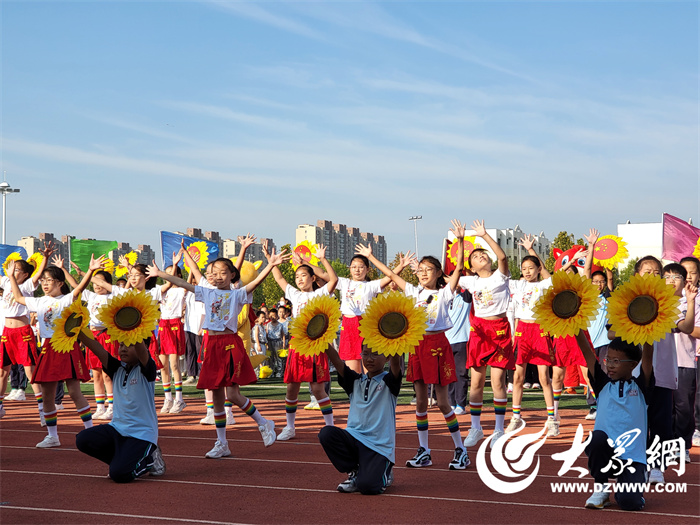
[0,244,29,276]
[160,231,220,272]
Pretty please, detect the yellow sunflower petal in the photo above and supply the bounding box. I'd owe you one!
[2,252,24,276]
[292,240,320,270]
[693,237,700,259]
[607,274,680,345]
[183,241,211,274]
[359,291,428,357]
[288,295,341,356]
[51,299,91,354]
[533,271,600,338]
[97,289,160,346]
[446,237,482,269]
[593,235,629,270]
[27,253,45,278]
[115,251,138,278]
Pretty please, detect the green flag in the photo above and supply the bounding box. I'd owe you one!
[70,239,118,272]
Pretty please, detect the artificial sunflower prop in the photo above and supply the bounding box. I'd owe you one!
[2,252,23,276]
[184,241,211,273]
[533,271,600,338]
[593,235,629,270]
[292,240,319,270]
[97,289,160,346]
[51,299,93,353]
[693,237,700,259]
[447,237,482,269]
[288,295,341,356]
[359,291,428,357]
[115,251,138,278]
[101,258,115,275]
[607,274,680,345]
[27,252,44,278]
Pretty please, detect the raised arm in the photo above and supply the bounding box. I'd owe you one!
[71,255,107,300]
[360,244,412,291]
[291,250,330,283]
[640,342,654,388]
[582,228,599,279]
[235,233,257,272]
[315,244,338,293]
[179,240,204,284]
[560,248,586,274]
[325,343,346,378]
[356,244,413,289]
[575,329,598,381]
[146,261,195,293]
[78,331,111,369]
[52,255,79,289]
[158,249,183,293]
[677,283,698,334]
[447,219,466,292]
[472,220,508,276]
[244,247,290,294]
[262,239,291,291]
[389,354,402,378]
[519,234,550,279]
[6,260,27,305]
[30,242,55,286]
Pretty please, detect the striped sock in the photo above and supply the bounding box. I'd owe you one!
[95,394,106,407]
[214,411,227,442]
[206,401,214,411]
[0,396,3,407]
[45,409,58,427]
[553,389,562,419]
[494,398,507,431]
[317,396,333,426]
[224,399,233,410]
[175,381,183,402]
[444,410,464,449]
[36,393,44,411]
[77,405,93,428]
[163,383,172,401]
[285,398,298,428]
[416,411,429,450]
[107,394,113,406]
[547,406,554,418]
[470,402,483,430]
[512,405,521,419]
[241,398,265,425]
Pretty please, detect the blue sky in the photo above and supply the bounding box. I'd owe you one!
[1,0,698,262]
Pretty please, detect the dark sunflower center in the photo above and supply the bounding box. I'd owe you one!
[114,306,142,330]
[551,290,581,319]
[306,313,329,340]
[378,311,408,339]
[64,313,83,337]
[627,295,658,326]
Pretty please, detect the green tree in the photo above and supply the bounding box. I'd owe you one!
[508,257,521,280]
[615,258,637,288]
[384,251,418,286]
[545,231,575,273]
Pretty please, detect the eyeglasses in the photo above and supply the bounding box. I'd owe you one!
[664,275,685,282]
[361,352,381,360]
[592,280,606,285]
[603,357,637,368]
[415,267,435,274]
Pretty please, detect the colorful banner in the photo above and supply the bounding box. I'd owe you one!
[0,244,28,276]
[70,239,118,272]
[160,231,219,271]
[661,213,700,262]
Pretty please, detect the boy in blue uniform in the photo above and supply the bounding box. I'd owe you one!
[576,332,652,511]
[76,334,165,483]
[319,344,402,495]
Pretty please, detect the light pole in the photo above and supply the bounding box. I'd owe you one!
[0,174,20,245]
[409,216,422,256]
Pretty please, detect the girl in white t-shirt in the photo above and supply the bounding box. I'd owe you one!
[506,235,556,436]
[7,255,104,448]
[149,248,288,459]
[458,220,513,450]
[264,242,338,442]
[366,220,468,471]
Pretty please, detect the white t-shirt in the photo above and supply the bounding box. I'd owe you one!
[458,270,510,318]
[1,276,37,319]
[510,278,552,321]
[24,294,74,339]
[336,277,383,317]
[675,295,700,369]
[151,286,186,320]
[285,284,331,318]
[82,287,127,328]
[404,283,455,332]
[194,285,252,332]
[183,290,205,333]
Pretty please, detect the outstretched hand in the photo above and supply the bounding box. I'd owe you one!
[146,261,161,279]
[471,220,486,237]
[518,234,535,251]
[316,244,327,259]
[450,219,466,239]
[238,233,257,249]
[584,228,600,247]
[268,248,290,267]
[355,243,372,258]
[88,254,107,272]
[51,255,65,268]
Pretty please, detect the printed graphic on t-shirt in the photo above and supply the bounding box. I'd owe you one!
[417,293,439,326]
[473,288,495,309]
[210,292,232,323]
[43,301,61,330]
[345,283,365,310]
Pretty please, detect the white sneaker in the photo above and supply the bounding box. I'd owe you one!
[454,406,466,416]
[93,405,106,420]
[200,408,215,425]
[532,383,541,389]
[5,389,18,401]
[546,417,560,437]
[585,407,597,420]
[36,435,61,448]
[648,467,664,484]
[149,446,166,476]
[463,428,485,448]
[169,400,187,414]
[14,390,26,401]
[226,410,236,426]
[523,383,532,390]
[692,429,700,447]
[585,491,611,509]
[304,397,320,410]
[507,383,513,394]
[160,399,174,414]
[39,410,46,427]
[490,429,505,449]
[205,439,231,458]
[685,450,691,464]
[182,376,197,385]
[277,426,296,441]
[55,403,64,410]
[102,405,113,420]
[506,416,525,433]
[259,419,276,447]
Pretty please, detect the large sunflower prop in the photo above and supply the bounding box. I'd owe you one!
[101,258,115,275]
[115,251,138,278]
[97,289,160,346]
[2,252,23,276]
[292,240,319,270]
[607,274,680,345]
[533,271,600,338]
[288,295,341,356]
[593,235,628,269]
[27,252,44,278]
[447,237,482,269]
[359,291,428,357]
[693,237,700,259]
[51,299,94,353]
[184,241,211,273]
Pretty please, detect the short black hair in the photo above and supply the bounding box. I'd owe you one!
[608,337,642,362]
[662,263,687,280]
[680,256,700,274]
[634,255,661,275]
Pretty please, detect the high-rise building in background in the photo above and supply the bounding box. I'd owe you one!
[296,220,387,265]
